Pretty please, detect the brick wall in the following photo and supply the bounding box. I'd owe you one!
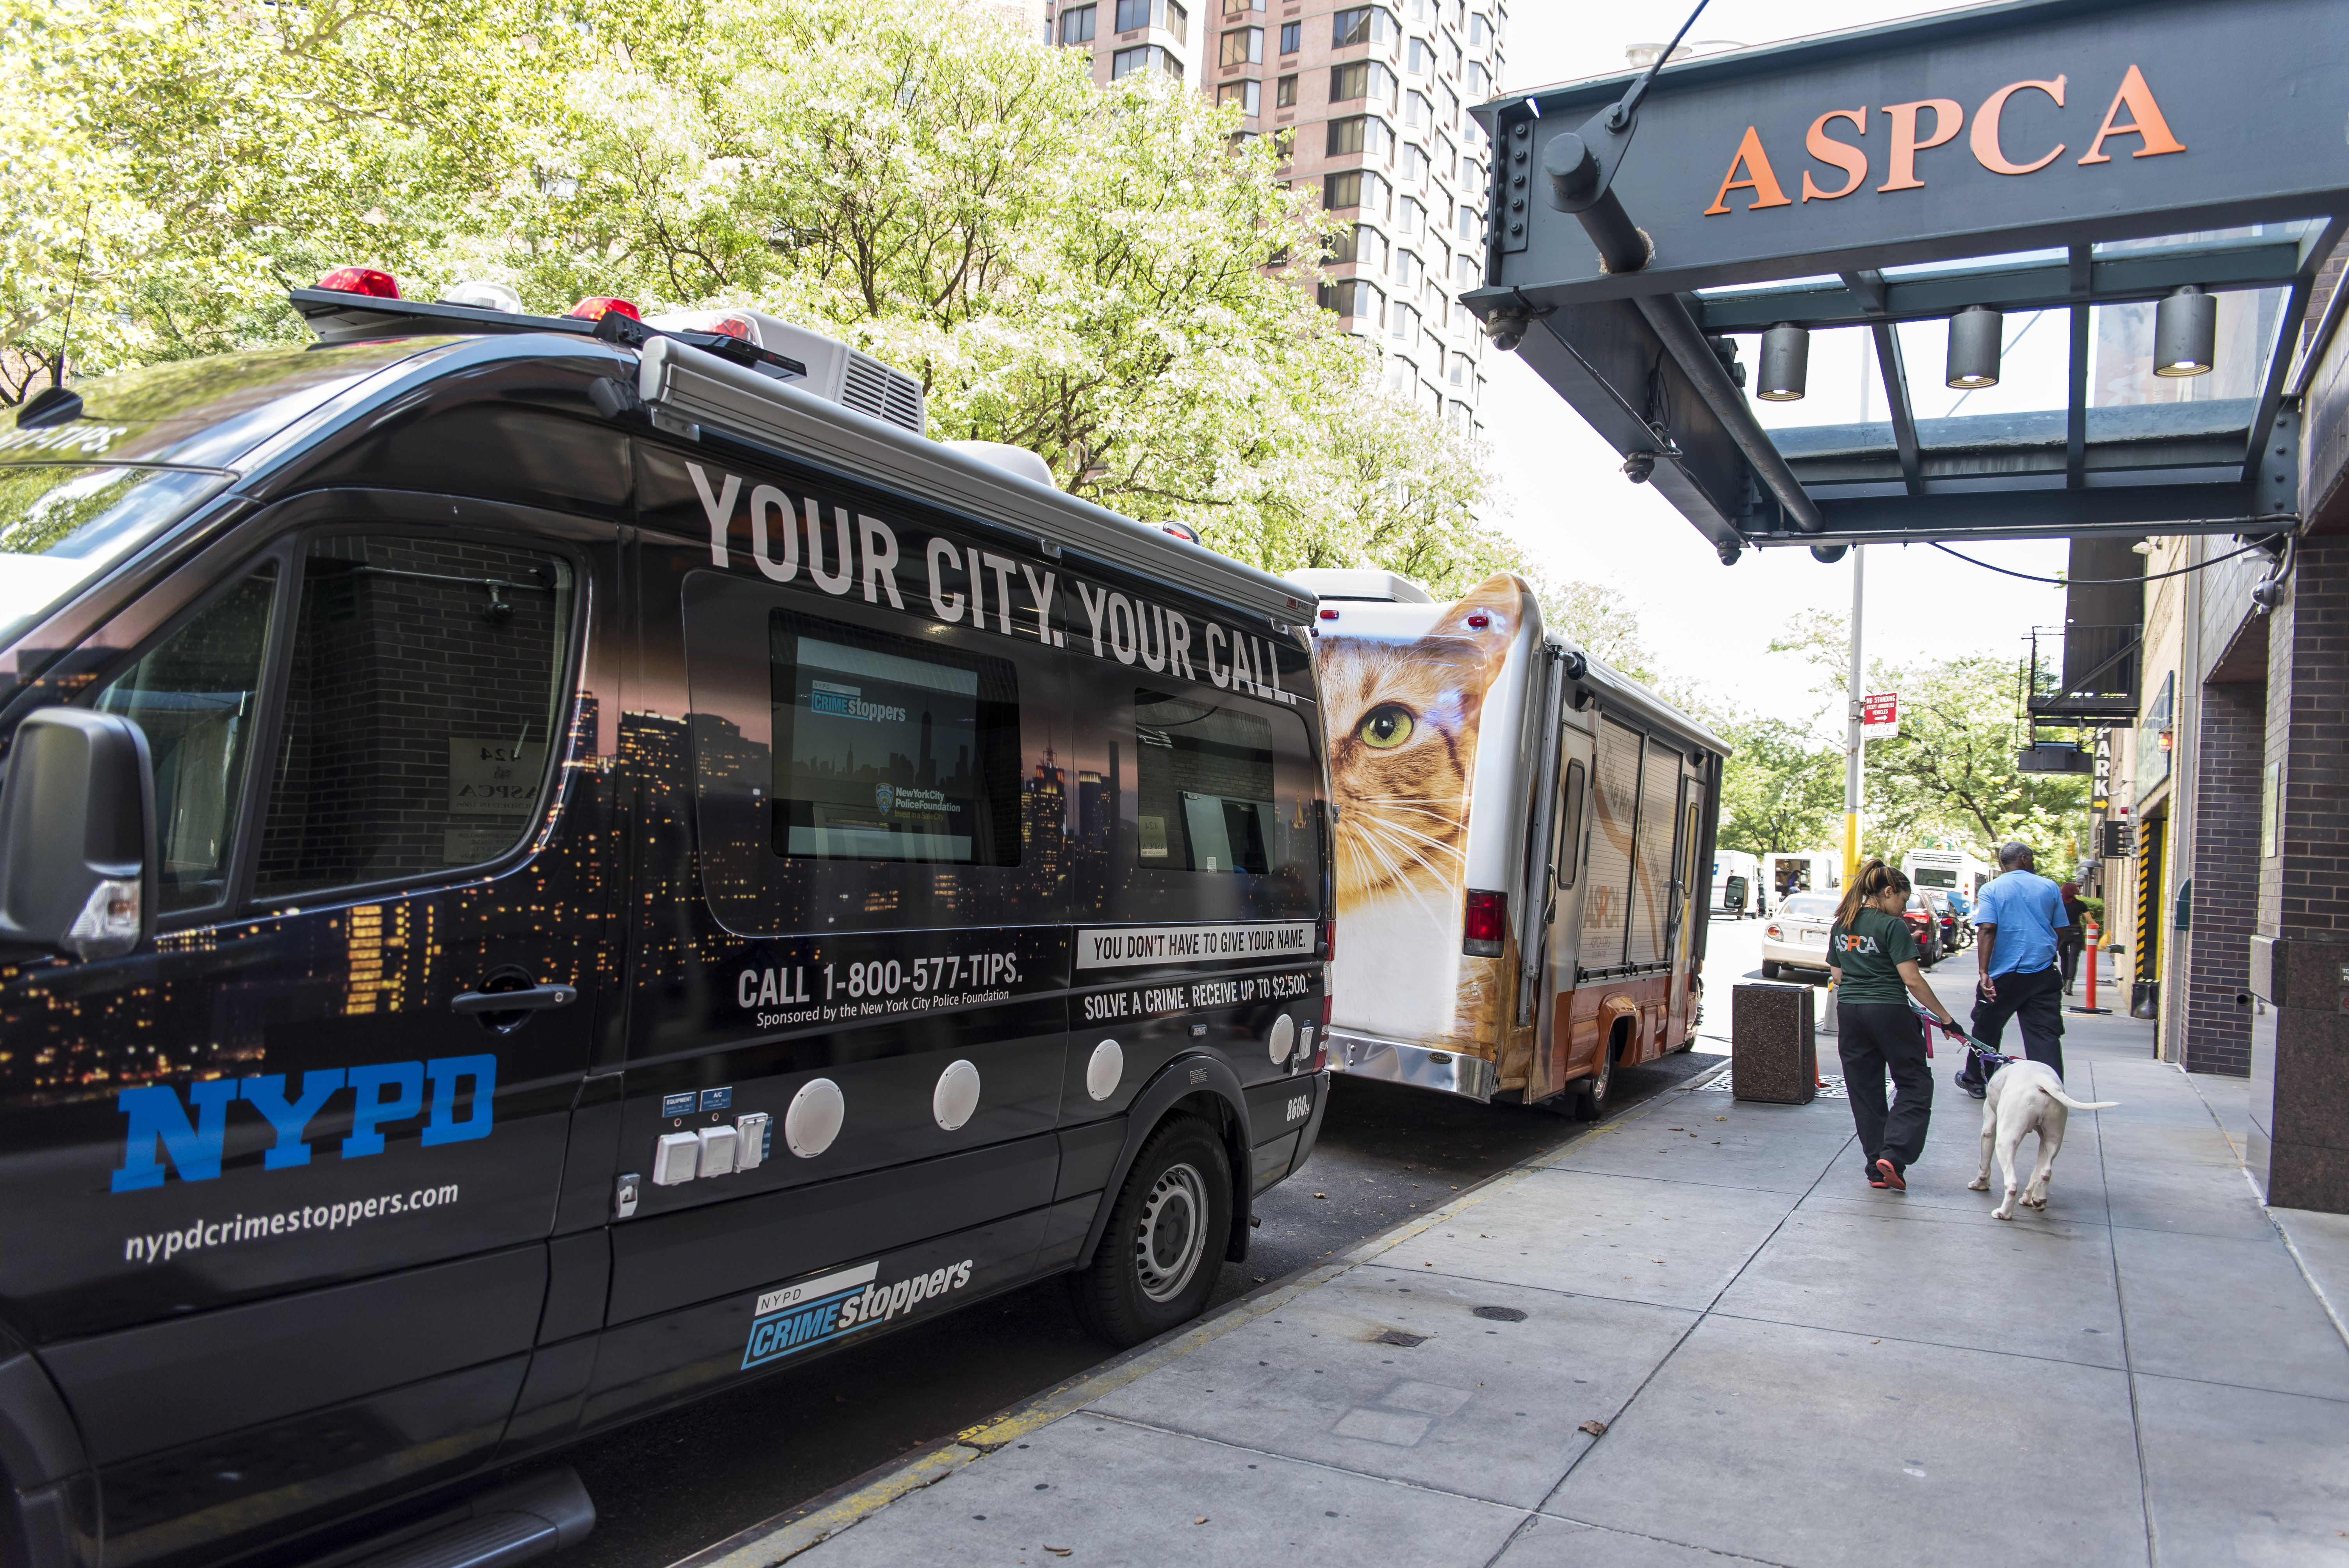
[2261,541,2349,938]
[2183,677,2264,1074]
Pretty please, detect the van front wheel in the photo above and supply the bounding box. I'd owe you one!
[1071,1113,1231,1348]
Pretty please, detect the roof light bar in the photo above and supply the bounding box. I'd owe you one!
[317,267,401,299]
[569,296,641,323]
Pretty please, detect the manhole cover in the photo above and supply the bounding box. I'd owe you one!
[1371,1328,1427,1347]
[1472,1305,1527,1322]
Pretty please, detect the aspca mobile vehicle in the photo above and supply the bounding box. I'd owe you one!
[1295,570,1727,1119]
[0,274,1333,1568]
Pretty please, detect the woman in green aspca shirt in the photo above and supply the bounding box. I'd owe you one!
[1828,860,1960,1192]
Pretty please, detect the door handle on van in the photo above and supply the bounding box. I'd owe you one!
[452,984,578,1014]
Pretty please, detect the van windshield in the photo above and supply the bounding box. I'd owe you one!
[0,464,226,649]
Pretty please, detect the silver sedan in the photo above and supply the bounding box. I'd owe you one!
[1760,892,1841,980]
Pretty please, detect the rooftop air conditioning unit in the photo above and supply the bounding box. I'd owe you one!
[647,308,925,437]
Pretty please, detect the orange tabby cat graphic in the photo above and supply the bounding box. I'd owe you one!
[1319,573,1525,1043]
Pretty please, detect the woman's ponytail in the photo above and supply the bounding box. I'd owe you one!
[1834,858,1909,930]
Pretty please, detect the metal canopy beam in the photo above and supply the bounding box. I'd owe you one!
[1467,0,2349,555]
[1693,242,2304,333]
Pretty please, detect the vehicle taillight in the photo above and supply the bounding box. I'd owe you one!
[317,266,400,298]
[568,296,641,322]
[1463,889,1505,957]
[1319,607,1340,620]
[702,314,753,340]
[1766,924,1783,940]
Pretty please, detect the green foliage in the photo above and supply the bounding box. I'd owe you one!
[1861,653,2090,861]
[2,0,1505,588]
[1716,714,1844,856]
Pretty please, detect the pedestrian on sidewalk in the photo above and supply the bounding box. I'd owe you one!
[1828,859,1961,1192]
[2056,880,2088,993]
[1971,840,2071,1078]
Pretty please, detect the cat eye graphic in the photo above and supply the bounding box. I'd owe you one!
[1358,705,1415,749]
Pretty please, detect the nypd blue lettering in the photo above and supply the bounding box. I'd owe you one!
[110,1055,497,1193]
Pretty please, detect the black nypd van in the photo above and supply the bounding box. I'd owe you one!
[0,280,1333,1568]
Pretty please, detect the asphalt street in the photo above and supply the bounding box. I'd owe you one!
[530,924,1741,1568]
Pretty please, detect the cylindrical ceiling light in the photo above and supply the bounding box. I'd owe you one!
[1946,305,2003,390]
[1757,322,1809,401]
[2155,284,2216,377]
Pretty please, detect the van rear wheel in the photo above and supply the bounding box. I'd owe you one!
[1571,1045,1616,1121]
[1071,1113,1231,1349]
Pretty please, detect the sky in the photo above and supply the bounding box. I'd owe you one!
[1479,0,2071,729]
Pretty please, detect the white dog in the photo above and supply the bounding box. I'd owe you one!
[1967,1059,2117,1220]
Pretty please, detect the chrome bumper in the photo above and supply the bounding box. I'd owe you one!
[1327,1030,1498,1101]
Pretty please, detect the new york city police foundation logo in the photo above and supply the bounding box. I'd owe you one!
[741,1256,973,1369]
[874,784,893,814]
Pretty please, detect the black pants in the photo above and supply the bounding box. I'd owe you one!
[1838,1003,1934,1172]
[2057,935,2085,991]
[1971,964,2066,1079]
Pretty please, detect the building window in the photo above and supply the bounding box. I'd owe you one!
[1390,303,1418,340]
[1456,253,1477,289]
[1060,3,1096,42]
[1167,0,1189,43]
[1399,141,1428,185]
[1324,170,1389,213]
[1465,59,1488,96]
[1326,114,1392,161]
[1454,200,1476,239]
[1404,89,1430,127]
[1442,32,1461,77]
[1449,352,1468,385]
[1278,20,1299,53]
[1219,25,1261,64]
[1330,60,1395,105]
[1217,78,1260,115]
[1224,0,1264,11]
[1467,10,1490,46]
[1398,195,1424,235]
[1112,44,1182,77]
[1275,72,1297,106]
[1384,355,1413,394]
[1406,37,1432,75]
[1332,5,1394,48]
[1317,278,1384,321]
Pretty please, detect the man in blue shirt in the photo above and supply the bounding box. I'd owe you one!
[1971,840,2071,1078]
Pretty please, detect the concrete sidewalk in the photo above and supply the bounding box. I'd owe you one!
[701,985,2349,1568]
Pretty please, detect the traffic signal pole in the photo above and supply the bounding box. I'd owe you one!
[1845,545,1864,888]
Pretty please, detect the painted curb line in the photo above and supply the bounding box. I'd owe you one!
[668,1057,1723,1566]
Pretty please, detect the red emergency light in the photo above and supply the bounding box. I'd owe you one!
[316,267,401,299]
[568,296,641,323]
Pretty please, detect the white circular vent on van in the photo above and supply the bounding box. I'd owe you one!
[933,1059,981,1131]
[1269,1014,1296,1065]
[1086,1040,1123,1102]
[785,1078,845,1157]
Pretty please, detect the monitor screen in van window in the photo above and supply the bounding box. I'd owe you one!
[769,615,1020,865]
[1134,688,1291,875]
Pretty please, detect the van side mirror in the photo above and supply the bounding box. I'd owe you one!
[0,708,157,960]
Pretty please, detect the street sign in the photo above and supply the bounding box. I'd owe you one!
[1861,693,1899,740]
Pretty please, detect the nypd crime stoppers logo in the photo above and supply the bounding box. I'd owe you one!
[742,1256,974,1370]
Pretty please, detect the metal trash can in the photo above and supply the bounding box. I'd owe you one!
[1732,983,1818,1105]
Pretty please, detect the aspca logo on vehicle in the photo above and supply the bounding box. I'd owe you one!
[110,1055,496,1193]
[741,1257,975,1370]
[875,783,894,813]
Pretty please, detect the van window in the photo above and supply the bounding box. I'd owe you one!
[254,536,574,899]
[1134,688,1278,875]
[94,563,278,914]
[769,609,1020,866]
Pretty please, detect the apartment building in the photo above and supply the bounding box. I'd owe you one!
[1044,0,1505,436]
